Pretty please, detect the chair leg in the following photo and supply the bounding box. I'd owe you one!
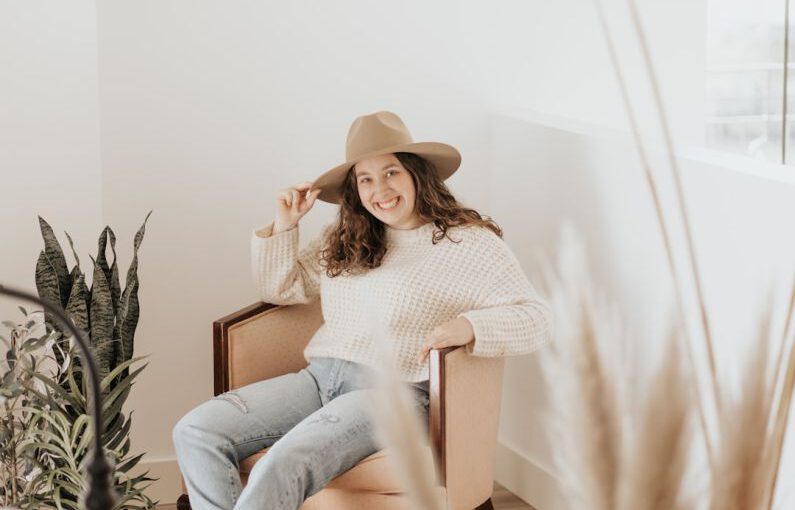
[475,497,494,510]
[177,494,191,510]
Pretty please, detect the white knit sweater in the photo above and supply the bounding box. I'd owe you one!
[251,220,552,382]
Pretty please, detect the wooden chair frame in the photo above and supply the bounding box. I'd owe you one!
[176,301,498,510]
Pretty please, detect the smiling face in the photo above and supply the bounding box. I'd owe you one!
[353,153,424,230]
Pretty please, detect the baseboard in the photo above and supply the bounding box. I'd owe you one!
[129,457,182,505]
[494,440,569,510]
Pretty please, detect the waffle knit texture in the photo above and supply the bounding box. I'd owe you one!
[251,220,552,382]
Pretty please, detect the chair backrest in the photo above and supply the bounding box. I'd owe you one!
[222,300,324,391]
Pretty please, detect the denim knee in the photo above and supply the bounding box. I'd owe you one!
[172,407,219,449]
[171,413,197,449]
[254,446,318,500]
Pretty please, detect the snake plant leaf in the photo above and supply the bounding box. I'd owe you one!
[96,226,111,280]
[108,228,121,316]
[88,255,115,387]
[64,230,80,270]
[38,216,71,308]
[63,269,90,391]
[64,272,89,343]
[36,248,73,379]
[36,250,64,328]
[95,226,122,321]
[116,211,151,373]
[68,264,81,300]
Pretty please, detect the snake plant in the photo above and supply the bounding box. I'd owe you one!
[35,212,151,394]
[19,211,157,509]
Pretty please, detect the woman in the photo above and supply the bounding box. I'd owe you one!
[172,111,552,510]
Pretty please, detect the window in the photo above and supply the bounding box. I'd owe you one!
[705,0,792,164]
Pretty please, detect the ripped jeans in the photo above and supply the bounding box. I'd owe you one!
[172,356,430,510]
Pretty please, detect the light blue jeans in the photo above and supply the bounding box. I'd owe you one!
[172,356,430,510]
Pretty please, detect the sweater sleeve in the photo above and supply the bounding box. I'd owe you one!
[250,221,328,305]
[457,238,552,358]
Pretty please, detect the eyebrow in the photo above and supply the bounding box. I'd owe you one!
[355,163,398,177]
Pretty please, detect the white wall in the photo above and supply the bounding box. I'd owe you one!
[490,0,705,145]
[0,2,102,324]
[490,112,795,509]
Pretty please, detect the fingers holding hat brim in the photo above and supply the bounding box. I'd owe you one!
[313,141,461,205]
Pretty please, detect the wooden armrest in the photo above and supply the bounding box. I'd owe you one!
[429,345,505,510]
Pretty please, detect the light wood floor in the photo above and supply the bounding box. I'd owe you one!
[156,481,536,509]
[490,481,538,509]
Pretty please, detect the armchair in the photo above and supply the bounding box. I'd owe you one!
[176,299,505,510]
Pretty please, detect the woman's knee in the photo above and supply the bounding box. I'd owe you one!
[172,403,222,447]
[172,411,198,448]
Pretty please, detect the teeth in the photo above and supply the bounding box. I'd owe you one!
[378,197,399,210]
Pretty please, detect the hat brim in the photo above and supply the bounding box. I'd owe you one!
[313,141,461,204]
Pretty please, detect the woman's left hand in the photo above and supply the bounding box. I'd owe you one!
[417,317,475,363]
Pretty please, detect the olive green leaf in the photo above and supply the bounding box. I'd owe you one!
[96,226,121,316]
[116,211,151,375]
[37,216,71,308]
[63,271,90,389]
[88,255,115,388]
[36,250,62,307]
[64,230,80,270]
[109,229,121,316]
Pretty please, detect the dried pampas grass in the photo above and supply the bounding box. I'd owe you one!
[544,226,795,510]
[764,281,795,509]
[541,226,621,510]
[542,225,693,510]
[710,311,776,510]
[617,330,692,510]
[363,300,444,510]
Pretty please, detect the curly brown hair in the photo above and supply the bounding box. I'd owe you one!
[319,152,502,277]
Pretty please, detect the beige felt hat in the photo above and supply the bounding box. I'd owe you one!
[313,111,461,204]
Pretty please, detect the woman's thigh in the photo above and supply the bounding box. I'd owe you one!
[247,382,431,489]
[175,365,325,462]
[244,388,382,496]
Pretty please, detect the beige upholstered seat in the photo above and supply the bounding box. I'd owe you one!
[176,299,504,510]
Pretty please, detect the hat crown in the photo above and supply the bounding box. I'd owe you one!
[345,111,414,161]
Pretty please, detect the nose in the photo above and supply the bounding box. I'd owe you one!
[373,180,392,198]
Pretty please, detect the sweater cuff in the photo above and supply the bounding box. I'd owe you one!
[251,222,301,267]
[458,310,505,357]
[253,221,297,239]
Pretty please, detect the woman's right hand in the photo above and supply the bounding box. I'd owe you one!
[274,181,321,233]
